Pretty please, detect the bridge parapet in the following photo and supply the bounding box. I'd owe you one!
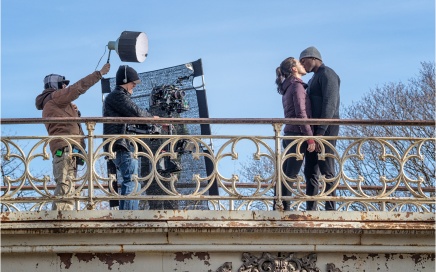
[1,117,435,271]
[1,210,434,271]
[1,117,434,213]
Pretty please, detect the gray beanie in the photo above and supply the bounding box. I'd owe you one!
[299,46,322,61]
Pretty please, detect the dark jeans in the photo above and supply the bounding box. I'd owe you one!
[304,125,339,211]
[275,132,318,211]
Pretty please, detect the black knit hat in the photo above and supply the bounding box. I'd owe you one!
[116,65,141,85]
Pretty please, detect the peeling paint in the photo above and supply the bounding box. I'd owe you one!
[368,253,379,259]
[174,252,211,266]
[169,216,185,220]
[2,210,435,271]
[343,254,357,262]
[75,253,95,263]
[175,252,195,262]
[194,252,210,261]
[227,222,250,227]
[89,213,114,220]
[57,252,135,270]
[410,253,435,265]
[58,253,73,269]
[94,253,136,270]
[1,213,10,222]
[385,253,393,261]
[412,253,423,265]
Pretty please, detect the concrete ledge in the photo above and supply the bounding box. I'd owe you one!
[1,211,434,271]
[2,210,434,251]
[1,210,434,222]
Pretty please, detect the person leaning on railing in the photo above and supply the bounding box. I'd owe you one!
[35,63,111,210]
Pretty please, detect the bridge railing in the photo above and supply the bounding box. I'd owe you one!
[1,117,434,212]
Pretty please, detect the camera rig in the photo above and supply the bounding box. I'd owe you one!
[125,79,195,175]
[126,124,162,136]
[126,124,194,154]
[150,84,189,116]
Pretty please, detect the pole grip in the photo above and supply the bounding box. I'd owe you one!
[107,50,112,63]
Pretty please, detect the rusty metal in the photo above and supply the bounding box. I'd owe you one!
[1,206,434,270]
[2,183,435,192]
[2,117,435,126]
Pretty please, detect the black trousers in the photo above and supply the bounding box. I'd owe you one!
[275,132,319,211]
[304,125,339,211]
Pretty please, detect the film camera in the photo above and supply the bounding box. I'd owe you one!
[126,81,193,175]
[126,124,162,135]
[150,84,189,115]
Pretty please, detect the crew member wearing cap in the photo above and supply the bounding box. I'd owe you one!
[299,46,340,211]
[103,65,152,210]
[35,63,110,210]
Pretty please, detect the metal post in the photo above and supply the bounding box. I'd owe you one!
[273,123,283,211]
[85,122,96,210]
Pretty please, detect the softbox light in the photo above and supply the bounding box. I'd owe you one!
[107,31,148,63]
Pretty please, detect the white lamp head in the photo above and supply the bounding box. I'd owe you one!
[107,31,148,63]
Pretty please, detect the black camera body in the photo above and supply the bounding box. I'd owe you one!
[150,84,189,115]
[157,157,182,174]
[126,124,162,135]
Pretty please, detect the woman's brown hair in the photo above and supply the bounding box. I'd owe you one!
[275,57,297,95]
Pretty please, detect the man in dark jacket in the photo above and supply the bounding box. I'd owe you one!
[103,65,152,210]
[35,63,110,210]
[299,46,340,211]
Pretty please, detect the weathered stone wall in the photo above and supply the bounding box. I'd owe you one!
[1,210,434,271]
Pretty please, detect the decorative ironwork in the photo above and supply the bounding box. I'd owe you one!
[216,262,233,272]
[215,252,323,272]
[1,118,435,212]
[215,253,344,272]
[326,263,342,272]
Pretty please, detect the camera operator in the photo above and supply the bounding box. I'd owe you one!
[35,63,111,210]
[103,65,155,210]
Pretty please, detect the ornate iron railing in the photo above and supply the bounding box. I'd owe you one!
[1,117,435,212]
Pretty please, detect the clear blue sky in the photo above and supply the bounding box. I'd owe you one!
[1,0,435,136]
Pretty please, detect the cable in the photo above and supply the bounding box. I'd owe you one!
[95,45,108,71]
[123,65,127,83]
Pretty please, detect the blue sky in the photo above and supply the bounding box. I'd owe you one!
[1,0,435,137]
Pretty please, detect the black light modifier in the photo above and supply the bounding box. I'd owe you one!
[107,31,148,63]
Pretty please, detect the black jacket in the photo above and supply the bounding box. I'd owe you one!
[307,64,340,135]
[103,86,151,151]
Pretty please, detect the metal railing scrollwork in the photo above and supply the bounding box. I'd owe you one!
[1,117,434,212]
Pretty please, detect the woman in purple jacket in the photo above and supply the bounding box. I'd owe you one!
[275,57,316,211]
